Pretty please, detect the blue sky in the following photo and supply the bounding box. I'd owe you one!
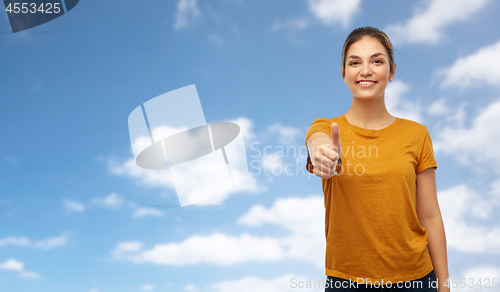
[1,0,500,291]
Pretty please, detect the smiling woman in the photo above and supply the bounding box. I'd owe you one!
[342,30,395,113]
[304,26,450,292]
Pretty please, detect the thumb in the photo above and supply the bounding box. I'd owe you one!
[330,122,342,154]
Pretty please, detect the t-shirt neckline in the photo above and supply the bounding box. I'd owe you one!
[341,114,400,136]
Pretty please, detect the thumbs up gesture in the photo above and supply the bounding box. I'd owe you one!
[309,122,342,179]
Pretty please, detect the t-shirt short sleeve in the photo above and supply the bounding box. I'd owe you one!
[304,118,332,174]
[416,126,438,175]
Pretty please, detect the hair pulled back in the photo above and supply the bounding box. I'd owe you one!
[341,26,395,77]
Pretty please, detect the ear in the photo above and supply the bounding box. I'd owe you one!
[389,63,396,81]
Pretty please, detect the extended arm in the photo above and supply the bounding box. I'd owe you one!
[306,124,342,179]
[416,168,450,292]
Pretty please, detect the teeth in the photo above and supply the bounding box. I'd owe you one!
[359,81,375,85]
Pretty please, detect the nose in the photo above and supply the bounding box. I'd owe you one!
[360,62,372,77]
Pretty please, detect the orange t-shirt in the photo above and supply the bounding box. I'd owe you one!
[304,114,438,284]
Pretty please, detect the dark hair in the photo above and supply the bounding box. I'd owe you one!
[341,26,395,77]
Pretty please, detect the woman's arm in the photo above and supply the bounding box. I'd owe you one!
[416,167,450,292]
[306,124,342,179]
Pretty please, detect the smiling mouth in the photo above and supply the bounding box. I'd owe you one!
[357,81,377,85]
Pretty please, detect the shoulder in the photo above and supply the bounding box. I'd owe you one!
[308,116,343,126]
[397,117,430,134]
[329,116,343,123]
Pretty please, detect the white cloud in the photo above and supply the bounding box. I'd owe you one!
[112,196,325,268]
[207,34,224,47]
[0,259,41,279]
[238,196,325,267]
[228,117,256,144]
[259,155,286,177]
[438,184,500,254]
[269,17,310,45]
[433,98,500,171]
[0,236,30,247]
[438,40,500,89]
[270,0,359,40]
[19,271,41,279]
[439,184,496,222]
[91,193,124,209]
[174,0,201,30]
[246,123,307,178]
[112,233,285,266]
[132,208,164,218]
[184,283,198,291]
[197,173,266,205]
[238,196,323,233]
[307,0,361,28]
[266,124,302,145]
[140,284,156,291]
[428,98,451,116]
[0,259,23,271]
[63,199,85,213]
[271,18,309,33]
[454,266,500,292]
[445,103,467,127]
[385,0,490,44]
[385,80,422,123]
[112,241,143,255]
[428,99,467,127]
[32,234,68,249]
[89,288,99,292]
[0,234,67,249]
[491,179,500,196]
[109,158,175,189]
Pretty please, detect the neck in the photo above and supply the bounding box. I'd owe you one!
[344,94,394,130]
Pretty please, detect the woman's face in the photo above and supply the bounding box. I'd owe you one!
[343,36,395,100]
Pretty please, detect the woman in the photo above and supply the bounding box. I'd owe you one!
[305,26,450,292]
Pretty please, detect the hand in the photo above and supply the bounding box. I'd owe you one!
[311,122,342,179]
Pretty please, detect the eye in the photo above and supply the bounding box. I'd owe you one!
[349,61,359,65]
[374,59,383,64]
